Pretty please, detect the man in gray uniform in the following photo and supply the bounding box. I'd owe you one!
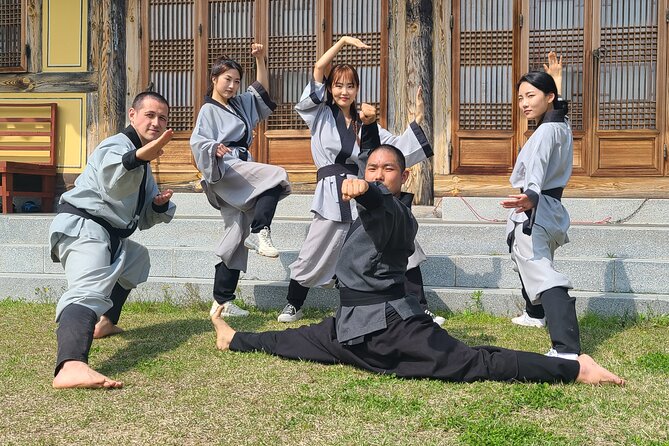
[210,145,623,386]
[49,92,176,389]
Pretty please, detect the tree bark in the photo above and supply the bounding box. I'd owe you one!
[404,0,434,204]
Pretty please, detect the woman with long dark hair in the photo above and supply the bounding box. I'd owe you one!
[277,36,438,324]
[191,43,291,318]
[501,53,580,360]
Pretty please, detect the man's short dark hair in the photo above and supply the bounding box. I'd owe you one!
[368,144,406,171]
[132,91,170,112]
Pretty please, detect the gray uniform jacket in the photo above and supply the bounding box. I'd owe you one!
[506,109,572,246]
[295,80,433,222]
[190,82,290,212]
[334,184,425,344]
[49,126,176,257]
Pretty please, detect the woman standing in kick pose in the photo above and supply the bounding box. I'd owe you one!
[277,36,440,324]
[501,53,580,359]
[191,43,291,318]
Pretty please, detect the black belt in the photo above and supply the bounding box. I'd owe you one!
[316,163,359,182]
[520,187,564,201]
[58,202,136,259]
[339,283,405,306]
[317,164,359,222]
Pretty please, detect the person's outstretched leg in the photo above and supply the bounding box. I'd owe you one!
[53,303,123,389]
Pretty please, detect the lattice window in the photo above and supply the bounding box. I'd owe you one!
[528,0,585,130]
[331,0,382,107]
[598,0,657,130]
[266,0,315,131]
[208,0,256,93]
[458,0,513,130]
[147,0,195,132]
[0,0,26,72]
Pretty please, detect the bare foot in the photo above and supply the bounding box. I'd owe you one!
[211,305,236,351]
[576,354,625,386]
[52,360,123,389]
[93,316,124,339]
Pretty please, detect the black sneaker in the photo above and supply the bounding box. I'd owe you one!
[277,303,303,323]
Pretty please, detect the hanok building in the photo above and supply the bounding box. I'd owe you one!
[1,0,668,206]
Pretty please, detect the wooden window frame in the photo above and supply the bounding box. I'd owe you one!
[0,0,28,73]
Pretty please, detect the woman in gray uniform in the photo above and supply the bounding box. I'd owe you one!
[278,36,439,324]
[501,54,580,360]
[191,43,291,318]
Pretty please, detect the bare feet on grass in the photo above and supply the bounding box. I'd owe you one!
[52,360,123,389]
[211,305,237,351]
[576,354,625,386]
[93,315,124,339]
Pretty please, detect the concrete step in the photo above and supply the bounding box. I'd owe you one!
[3,274,668,318]
[3,214,669,259]
[441,197,669,225]
[3,245,669,294]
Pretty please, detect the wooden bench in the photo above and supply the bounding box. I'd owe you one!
[0,103,57,213]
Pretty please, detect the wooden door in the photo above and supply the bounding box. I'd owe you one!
[451,0,518,174]
[591,0,666,176]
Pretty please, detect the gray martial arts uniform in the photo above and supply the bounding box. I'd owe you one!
[231,183,580,384]
[506,108,580,355]
[50,126,176,320]
[49,125,175,373]
[190,82,291,272]
[290,79,432,288]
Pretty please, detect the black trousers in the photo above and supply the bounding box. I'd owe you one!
[55,303,97,375]
[213,261,241,304]
[250,184,283,233]
[287,266,428,310]
[230,307,580,384]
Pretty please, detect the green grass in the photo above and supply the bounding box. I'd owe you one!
[1,299,668,446]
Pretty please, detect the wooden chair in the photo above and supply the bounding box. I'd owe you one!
[0,103,57,213]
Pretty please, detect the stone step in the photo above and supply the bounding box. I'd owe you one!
[3,274,668,318]
[3,246,668,295]
[441,196,669,225]
[3,214,669,259]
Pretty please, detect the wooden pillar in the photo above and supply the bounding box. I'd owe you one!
[433,0,451,176]
[389,0,434,205]
[126,0,143,115]
[88,0,127,153]
[26,0,42,73]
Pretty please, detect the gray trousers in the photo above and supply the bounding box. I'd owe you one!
[52,218,150,321]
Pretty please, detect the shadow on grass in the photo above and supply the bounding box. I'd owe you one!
[96,315,269,377]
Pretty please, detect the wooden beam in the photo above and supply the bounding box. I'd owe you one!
[25,0,42,73]
[125,0,143,114]
[0,72,97,93]
[432,0,451,175]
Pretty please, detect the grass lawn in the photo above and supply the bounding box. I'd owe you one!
[1,299,668,446]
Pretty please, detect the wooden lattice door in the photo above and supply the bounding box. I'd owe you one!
[452,0,517,174]
[591,0,666,176]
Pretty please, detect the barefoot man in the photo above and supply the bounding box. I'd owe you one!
[49,92,176,389]
[212,144,624,386]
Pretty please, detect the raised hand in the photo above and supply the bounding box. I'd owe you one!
[359,103,377,125]
[500,193,534,214]
[341,178,369,202]
[136,129,174,162]
[251,43,265,58]
[153,188,173,206]
[415,86,424,125]
[341,36,371,49]
[542,51,562,78]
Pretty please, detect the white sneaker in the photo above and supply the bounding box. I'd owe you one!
[545,348,578,361]
[244,227,279,258]
[424,309,445,326]
[209,300,249,317]
[511,311,546,328]
[277,303,303,323]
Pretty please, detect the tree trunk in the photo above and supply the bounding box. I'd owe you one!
[389,0,434,205]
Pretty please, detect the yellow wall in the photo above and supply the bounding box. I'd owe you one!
[0,95,87,174]
[43,0,88,72]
